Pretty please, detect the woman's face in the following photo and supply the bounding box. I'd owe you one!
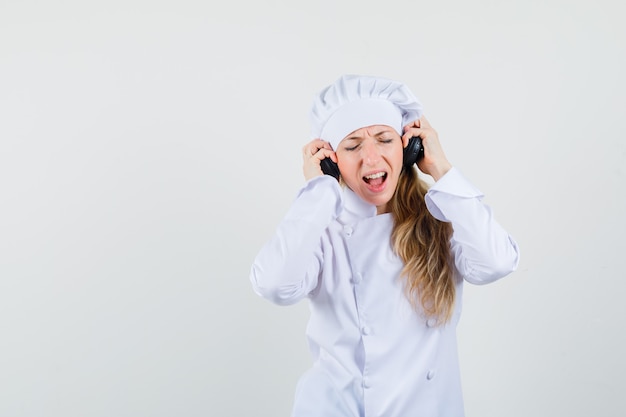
[336,125,404,214]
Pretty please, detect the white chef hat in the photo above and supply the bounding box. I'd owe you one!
[310,74,423,149]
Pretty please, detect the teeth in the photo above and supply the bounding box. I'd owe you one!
[364,172,385,179]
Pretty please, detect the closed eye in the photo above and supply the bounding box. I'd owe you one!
[343,142,360,151]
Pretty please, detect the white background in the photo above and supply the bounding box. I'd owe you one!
[1,0,624,416]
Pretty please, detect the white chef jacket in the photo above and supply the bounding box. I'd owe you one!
[250,167,520,417]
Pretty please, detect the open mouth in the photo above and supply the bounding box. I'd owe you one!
[363,171,387,187]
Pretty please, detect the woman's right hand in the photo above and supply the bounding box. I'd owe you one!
[302,139,337,181]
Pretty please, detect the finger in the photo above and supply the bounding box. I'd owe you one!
[403,120,419,132]
[312,138,332,149]
[313,148,337,162]
[402,127,424,142]
[302,139,325,150]
[419,115,431,128]
[401,134,410,148]
[303,139,332,156]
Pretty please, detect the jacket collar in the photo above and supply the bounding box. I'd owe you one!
[339,185,377,222]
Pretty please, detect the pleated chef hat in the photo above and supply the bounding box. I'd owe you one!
[310,74,423,150]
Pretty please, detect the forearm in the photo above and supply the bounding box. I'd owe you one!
[250,176,343,304]
[425,168,520,284]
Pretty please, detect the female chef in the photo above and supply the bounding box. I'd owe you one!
[250,74,520,417]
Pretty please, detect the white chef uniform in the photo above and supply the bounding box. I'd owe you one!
[250,167,520,417]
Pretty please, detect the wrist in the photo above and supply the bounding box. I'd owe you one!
[430,161,452,181]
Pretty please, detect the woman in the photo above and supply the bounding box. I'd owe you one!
[250,74,520,417]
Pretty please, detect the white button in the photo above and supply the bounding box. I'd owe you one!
[427,370,436,380]
[362,377,371,388]
[361,326,371,335]
[426,318,437,328]
[352,273,363,284]
[343,226,353,236]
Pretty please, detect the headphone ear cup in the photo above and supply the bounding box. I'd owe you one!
[403,136,424,168]
[321,157,341,180]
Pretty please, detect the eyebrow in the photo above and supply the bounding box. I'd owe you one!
[344,130,394,141]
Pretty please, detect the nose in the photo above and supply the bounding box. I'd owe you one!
[361,140,381,165]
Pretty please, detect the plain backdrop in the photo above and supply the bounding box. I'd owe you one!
[1,0,625,416]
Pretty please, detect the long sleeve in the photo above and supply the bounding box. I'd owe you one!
[425,167,520,285]
[250,176,344,305]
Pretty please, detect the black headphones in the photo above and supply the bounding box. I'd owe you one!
[321,136,423,180]
[402,136,424,169]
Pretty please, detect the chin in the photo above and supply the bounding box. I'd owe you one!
[363,193,394,211]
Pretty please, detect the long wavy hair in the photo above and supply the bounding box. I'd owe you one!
[388,166,455,325]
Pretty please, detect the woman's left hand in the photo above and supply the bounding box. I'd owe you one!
[402,115,452,181]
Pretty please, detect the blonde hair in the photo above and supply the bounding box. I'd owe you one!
[389,167,455,325]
